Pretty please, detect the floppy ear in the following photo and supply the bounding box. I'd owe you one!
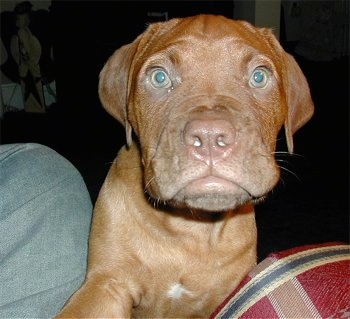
[260,28,314,153]
[98,20,174,147]
[282,53,314,153]
[98,39,141,147]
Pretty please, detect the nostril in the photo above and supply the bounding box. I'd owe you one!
[216,135,227,147]
[183,119,236,163]
[193,136,202,147]
[184,119,236,150]
[185,134,203,147]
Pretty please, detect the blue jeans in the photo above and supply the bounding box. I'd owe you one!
[0,143,92,317]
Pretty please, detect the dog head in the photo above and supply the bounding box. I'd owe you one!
[99,15,314,212]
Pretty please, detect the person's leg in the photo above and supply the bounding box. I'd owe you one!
[0,143,92,317]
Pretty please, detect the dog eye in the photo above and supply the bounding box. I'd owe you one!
[249,68,270,88]
[150,69,172,89]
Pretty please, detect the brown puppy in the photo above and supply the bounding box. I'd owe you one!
[57,15,314,318]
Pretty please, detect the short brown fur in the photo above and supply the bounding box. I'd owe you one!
[56,15,313,318]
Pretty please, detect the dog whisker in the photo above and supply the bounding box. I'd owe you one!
[144,176,155,193]
[277,174,287,187]
[278,165,301,182]
[271,151,293,160]
[273,151,306,159]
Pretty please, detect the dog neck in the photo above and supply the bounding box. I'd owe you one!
[144,201,256,248]
[156,201,254,223]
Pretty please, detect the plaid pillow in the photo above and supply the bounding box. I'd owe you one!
[211,242,350,319]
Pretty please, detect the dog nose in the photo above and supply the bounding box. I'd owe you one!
[184,119,235,164]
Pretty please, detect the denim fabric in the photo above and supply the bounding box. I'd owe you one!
[0,143,92,318]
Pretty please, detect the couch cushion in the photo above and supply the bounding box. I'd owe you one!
[211,242,350,318]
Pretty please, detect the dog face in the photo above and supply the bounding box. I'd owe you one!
[99,15,314,212]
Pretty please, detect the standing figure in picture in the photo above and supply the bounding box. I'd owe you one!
[10,1,45,113]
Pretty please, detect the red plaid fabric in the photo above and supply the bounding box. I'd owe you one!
[211,242,350,319]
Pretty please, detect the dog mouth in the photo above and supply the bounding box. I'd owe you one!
[185,176,243,195]
[171,175,256,212]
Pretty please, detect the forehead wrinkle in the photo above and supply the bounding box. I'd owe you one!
[136,44,182,72]
[165,35,272,60]
[142,38,251,78]
[137,27,279,87]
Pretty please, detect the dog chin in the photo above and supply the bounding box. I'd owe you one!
[177,193,252,212]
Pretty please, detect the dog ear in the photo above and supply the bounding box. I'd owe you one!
[282,53,314,153]
[260,28,314,153]
[98,40,141,147]
[98,21,174,147]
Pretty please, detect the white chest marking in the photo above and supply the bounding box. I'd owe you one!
[167,283,192,300]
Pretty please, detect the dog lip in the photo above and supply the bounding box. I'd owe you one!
[171,175,254,211]
[185,176,243,195]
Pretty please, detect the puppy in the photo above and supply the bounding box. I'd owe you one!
[57,14,314,318]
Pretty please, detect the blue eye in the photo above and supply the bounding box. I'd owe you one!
[155,72,166,83]
[249,68,269,88]
[150,68,172,88]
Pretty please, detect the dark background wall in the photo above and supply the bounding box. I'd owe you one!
[1,1,348,260]
[51,1,235,116]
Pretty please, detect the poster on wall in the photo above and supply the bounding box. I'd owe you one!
[1,1,56,114]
